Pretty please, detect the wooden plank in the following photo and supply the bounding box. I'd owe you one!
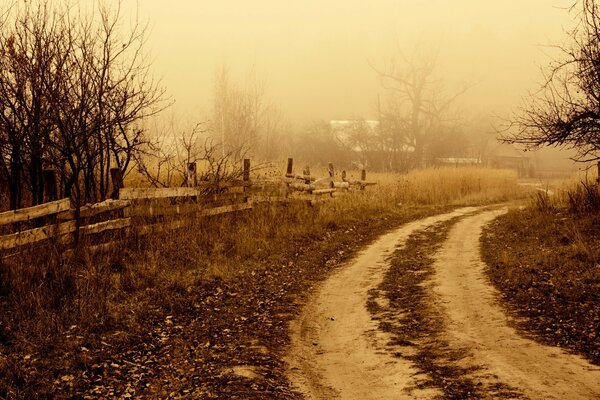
[289,182,311,191]
[128,203,202,218]
[119,187,201,200]
[199,202,253,217]
[0,220,77,250]
[197,180,252,189]
[333,182,350,189]
[80,217,131,235]
[312,188,336,195]
[119,184,252,200]
[0,198,71,226]
[58,199,130,220]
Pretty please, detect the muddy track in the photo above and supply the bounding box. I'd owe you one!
[286,208,600,399]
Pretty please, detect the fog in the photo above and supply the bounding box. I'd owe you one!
[134,0,573,124]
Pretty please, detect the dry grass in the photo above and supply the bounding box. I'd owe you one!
[481,168,600,365]
[481,208,600,364]
[387,167,523,206]
[0,166,523,397]
[528,168,599,213]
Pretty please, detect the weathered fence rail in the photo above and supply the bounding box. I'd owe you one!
[0,159,376,255]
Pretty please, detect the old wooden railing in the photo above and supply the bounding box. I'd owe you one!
[0,159,376,255]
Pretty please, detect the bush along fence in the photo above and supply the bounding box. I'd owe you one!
[0,158,376,256]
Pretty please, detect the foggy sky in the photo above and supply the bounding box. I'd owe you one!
[131,1,574,125]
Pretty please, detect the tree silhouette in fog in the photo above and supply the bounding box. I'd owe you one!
[373,43,469,170]
[507,0,600,162]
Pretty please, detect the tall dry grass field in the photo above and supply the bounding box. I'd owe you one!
[391,167,523,205]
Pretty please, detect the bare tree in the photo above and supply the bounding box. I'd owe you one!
[0,2,59,208]
[373,43,468,169]
[138,119,249,188]
[0,1,166,209]
[212,64,282,162]
[505,0,600,162]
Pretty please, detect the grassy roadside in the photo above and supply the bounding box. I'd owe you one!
[481,206,600,365]
[0,167,523,398]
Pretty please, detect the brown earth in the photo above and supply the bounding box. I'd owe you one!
[432,210,600,400]
[286,207,477,400]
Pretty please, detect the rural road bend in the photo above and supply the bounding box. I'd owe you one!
[286,207,477,400]
[287,207,600,400]
[432,209,600,400]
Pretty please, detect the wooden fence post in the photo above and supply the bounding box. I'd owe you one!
[328,162,334,178]
[360,169,366,191]
[286,158,294,178]
[187,162,197,187]
[110,168,124,200]
[243,159,251,182]
[243,159,251,200]
[303,166,311,184]
[43,169,58,202]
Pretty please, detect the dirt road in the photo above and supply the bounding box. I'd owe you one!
[286,207,477,399]
[287,208,600,399]
[432,209,600,399]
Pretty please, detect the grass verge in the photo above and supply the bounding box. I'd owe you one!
[481,206,600,365]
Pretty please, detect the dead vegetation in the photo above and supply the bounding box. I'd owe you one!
[481,180,600,365]
[0,167,523,398]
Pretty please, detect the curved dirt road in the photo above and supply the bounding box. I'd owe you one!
[432,209,600,399]
[286,207,477,399]
[287,208,600,399]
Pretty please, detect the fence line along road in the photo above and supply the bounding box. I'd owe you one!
[0,158,376,255]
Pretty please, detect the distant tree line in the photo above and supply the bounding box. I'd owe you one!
[0,1,164,209]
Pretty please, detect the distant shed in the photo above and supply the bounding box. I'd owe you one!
[485,143,532,177]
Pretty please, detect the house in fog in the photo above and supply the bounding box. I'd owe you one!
[434,157,482,167]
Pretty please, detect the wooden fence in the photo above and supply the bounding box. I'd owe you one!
[0,159,376,255]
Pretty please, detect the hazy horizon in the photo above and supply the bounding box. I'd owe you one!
[128,0,573,126]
